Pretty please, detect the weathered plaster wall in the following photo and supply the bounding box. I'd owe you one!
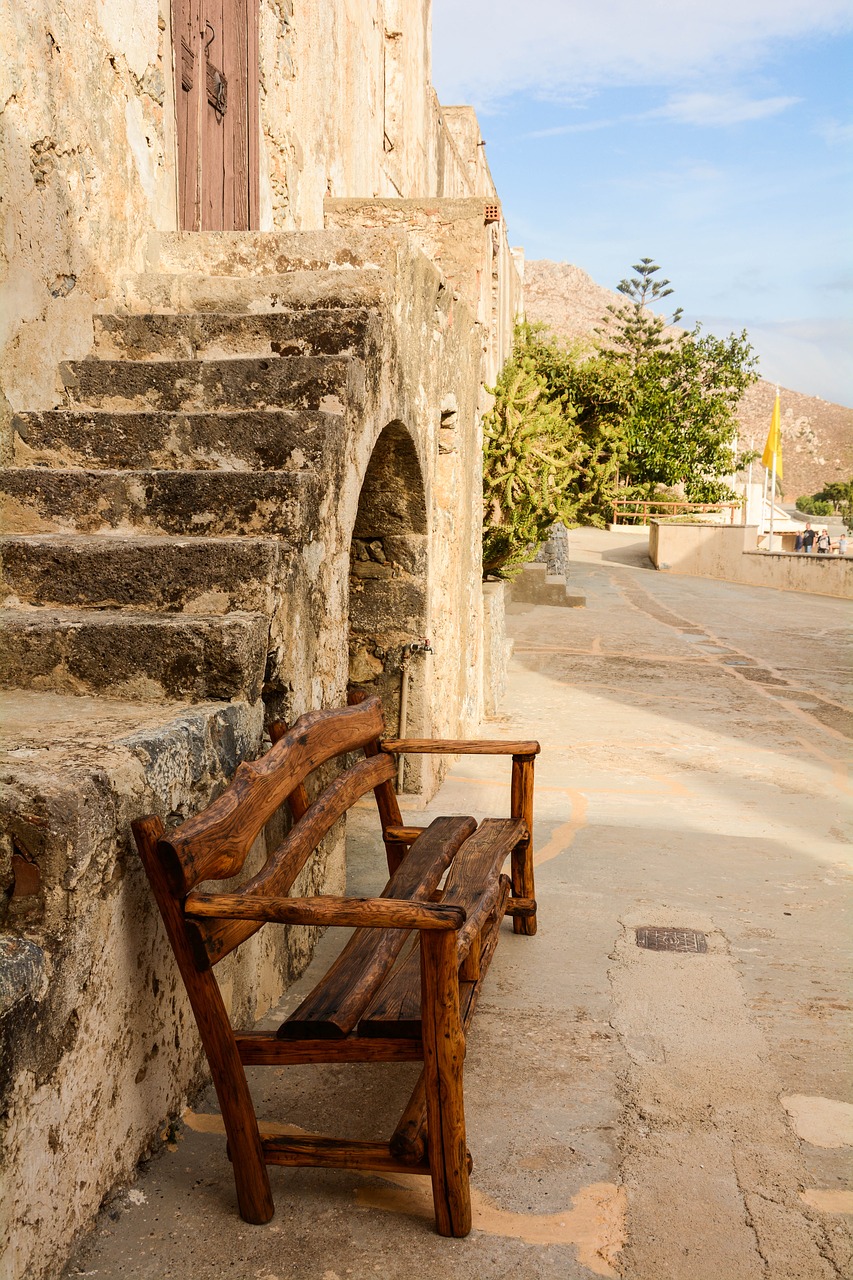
[0,696,328,1280]
[1,1,510,459]
[1,222,495,1278]
[649,521,853,599]
[324,197,522,386]
[482,580,510,717]
[440,105,499,197]
[0,0,177,449]
[1,0,523,1268]
[256,2,491,229]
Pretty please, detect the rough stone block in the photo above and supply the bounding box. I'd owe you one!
[509,562,586,608]
[123,268,391,314]
[60,355,354,414]
[92,308,376,362]
[12,408,343,473]
[1,469,322,538]
[0,693,265,1280]
[0,535,283,613]
[0,609,269,702]
[148,228,407,276]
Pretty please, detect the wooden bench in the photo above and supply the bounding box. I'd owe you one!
[132,695,539,1237]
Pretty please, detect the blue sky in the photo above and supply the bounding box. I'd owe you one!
[432,1,853,407]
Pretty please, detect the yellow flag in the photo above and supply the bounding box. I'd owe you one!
[761,390,783,479]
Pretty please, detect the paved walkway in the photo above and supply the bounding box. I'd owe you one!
[65,530,852,1279]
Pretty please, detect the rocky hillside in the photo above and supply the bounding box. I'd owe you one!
[523,259,852,501]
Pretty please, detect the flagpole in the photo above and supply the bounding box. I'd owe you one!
[769,451,777,548]
[762,467,768,536]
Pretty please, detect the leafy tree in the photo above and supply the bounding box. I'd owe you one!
[799,478,853,528]
[480,262,759,572]
[618,325,758,499]
[797,496,834,517]
[815,479,853,509]
[595,260,758,499]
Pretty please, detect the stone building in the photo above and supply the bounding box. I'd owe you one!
[0,3,522,1276]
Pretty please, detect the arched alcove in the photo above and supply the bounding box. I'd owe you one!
[347,422,429,792]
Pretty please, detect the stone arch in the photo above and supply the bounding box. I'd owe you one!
[347,421,429,791]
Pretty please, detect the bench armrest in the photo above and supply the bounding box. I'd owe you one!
[381,738,540,756]
[185,892,466,932]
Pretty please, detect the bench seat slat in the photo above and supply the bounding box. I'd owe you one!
[358,819,522,1038]
[276,815,476,1040]
[444,819,525,957]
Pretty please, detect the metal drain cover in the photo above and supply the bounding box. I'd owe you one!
[636,926,708,953]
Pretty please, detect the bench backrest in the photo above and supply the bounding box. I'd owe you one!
[154,696,396,968]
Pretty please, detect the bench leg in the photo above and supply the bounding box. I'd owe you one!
[510,754,537,935]
[208,1026,276,1225]
[420,930,472,1237]
[133,816,275,1226]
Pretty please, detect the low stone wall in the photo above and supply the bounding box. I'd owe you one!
[0,696,345,1280]
[739,550,853,597]
[649,521,852,599]
[482,581,509,716]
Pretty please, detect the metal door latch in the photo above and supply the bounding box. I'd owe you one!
[204,21,227,119]
[206,63,228,118]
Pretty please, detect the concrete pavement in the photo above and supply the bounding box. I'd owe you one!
[63,528,852,1279]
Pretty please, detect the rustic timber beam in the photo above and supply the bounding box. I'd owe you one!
[186,892,466,932]
[381,738,540,756]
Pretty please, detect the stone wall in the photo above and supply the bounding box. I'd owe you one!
[649,521,853,599]
[0,0,177,450]
[1,222,498,1279]
[0,1,515,455]
[0,6,523,1274]
[482,581,510,717]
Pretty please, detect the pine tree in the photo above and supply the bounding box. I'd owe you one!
[596,258,684,365]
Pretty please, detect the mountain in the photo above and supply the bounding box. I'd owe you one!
[523,259,852,501]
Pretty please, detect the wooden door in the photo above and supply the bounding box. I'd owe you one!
[174,0,259,230]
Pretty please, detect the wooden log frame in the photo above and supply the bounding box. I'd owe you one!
[380,737,539,936]
[131,697,540,1239]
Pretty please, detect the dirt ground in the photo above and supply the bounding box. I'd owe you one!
[63,528,852,1279]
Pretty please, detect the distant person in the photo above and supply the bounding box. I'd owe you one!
[794,531,803,552]
[838,533,848,556]
[816,529,831,554]
[802,523,816,553]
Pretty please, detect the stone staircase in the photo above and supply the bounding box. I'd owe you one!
[1,241,382,705]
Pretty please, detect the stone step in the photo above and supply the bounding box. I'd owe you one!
[91,308,377,362]
[0,534,282,613]
[0,608,269,702]
[60,355,356,413]
[510,562,586,608]
[147,228,403,276]
[122,268,390,314]
[12,408,341,472]
[2,469,322,538]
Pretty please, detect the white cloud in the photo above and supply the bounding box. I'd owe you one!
[525,119,616,138]
[696,315,853,407]
[523,92,800,137]
[432,0,853,103]
[649,92,800,126]
[818,119,853,144]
